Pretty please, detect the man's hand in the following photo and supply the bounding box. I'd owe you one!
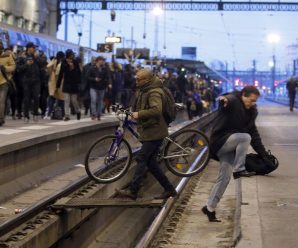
[132,112,139,120]
[218,96,228,107]
[26,60,33,65]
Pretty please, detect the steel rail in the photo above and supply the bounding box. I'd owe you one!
[136,148,205,248]
[0,111,216,239]
[0,173,92,238]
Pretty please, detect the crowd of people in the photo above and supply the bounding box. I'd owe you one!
[0,41,221,126]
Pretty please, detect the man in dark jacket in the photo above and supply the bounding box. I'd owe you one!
[286,76,298,111]
[17,42,42,122]
[202,86,268,222]
[116,69,177,200]
[87,56,108,120]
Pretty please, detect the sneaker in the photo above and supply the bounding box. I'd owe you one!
[77,112,81,120]
[233,170,256,179]
[115,188,137,200]
[63,116,70,121]
[201,206,221,222]
[43,115,51,120]
[91,116,96,120]
[154,190,177,200]
[24,117,30,123]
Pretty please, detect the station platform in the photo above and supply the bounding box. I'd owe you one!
[156,101,298,248]
[0,114,118,153]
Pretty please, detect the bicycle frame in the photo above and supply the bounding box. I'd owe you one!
[108,106,195,162]
[107,110,139,161]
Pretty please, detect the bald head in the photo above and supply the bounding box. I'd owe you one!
[136,69,154,87]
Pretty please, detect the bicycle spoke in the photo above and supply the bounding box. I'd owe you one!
[163,129,210,177]
[85,135,132,183]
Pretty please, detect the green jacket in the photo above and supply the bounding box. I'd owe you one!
[134,76,168,141]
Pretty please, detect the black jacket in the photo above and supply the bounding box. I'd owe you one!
[87,65,108,90]
[210,91,266,160]
[286,78,298,92]
[16,53,41,83]
[57,59,81,94]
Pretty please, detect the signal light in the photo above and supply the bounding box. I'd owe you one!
[111,10,116,21]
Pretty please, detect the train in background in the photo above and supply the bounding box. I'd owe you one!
[0,22,109,64]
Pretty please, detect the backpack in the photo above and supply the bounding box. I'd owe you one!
[51,105,63,120]
[148,86,177,125]
[245,150,279,175]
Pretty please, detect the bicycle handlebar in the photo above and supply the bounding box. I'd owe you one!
[112,104,133,117]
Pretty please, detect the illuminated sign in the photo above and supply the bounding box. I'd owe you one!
[105,36,122,43]
[97,43,113,53]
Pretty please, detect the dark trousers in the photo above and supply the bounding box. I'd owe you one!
[289,91,296,110]
[130,139,175,194]
[23,81,40,118]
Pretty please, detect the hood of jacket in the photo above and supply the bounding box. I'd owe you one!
[138,76,163,92]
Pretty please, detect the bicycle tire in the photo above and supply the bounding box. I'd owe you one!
[163,129,210,177]
[85,135,132,183]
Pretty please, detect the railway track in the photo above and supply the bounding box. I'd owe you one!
[0,113,217,248]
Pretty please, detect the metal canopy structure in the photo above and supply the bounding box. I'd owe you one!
[164,59,229,82]
[59,0,298,11]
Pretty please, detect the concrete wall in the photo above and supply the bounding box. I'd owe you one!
[0,123,118,202]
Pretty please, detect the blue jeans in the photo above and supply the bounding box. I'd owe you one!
[0,83,8,123]
[90,88,105,117]
[129,139,175,195]
[207,133,251,209]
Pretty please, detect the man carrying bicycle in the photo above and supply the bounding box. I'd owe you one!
[117,69,177,200]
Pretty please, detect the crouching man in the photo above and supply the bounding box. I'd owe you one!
[202,86,268,222]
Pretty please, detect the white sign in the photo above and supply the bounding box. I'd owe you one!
[105,36,122,43]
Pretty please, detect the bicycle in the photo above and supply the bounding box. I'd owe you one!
[84,105,210,184]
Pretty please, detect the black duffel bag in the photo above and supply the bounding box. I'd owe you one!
[245,150,279,175]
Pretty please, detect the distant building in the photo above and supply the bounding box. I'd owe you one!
[0,0,57,36]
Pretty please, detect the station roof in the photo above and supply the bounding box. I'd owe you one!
[164,58,229,82]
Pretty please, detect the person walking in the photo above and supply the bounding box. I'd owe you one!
[87,56,108,120]
[44,51,65,119]
[17,42,42,122]
[116,69,177,200]
[286,76,298,111]
[202,86,268,222]
[56,49,81,121]
[0,41,16,126]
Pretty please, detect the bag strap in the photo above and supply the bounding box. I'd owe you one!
[145,88,163,109]
[0,66,9,81]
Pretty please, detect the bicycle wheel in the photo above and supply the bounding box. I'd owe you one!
[85,135,132,183]
[163,129,210,177]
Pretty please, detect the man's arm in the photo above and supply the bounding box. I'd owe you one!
[133,92,162,120]
[249,123,267,157]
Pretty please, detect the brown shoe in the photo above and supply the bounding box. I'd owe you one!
[115,188,137,200]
